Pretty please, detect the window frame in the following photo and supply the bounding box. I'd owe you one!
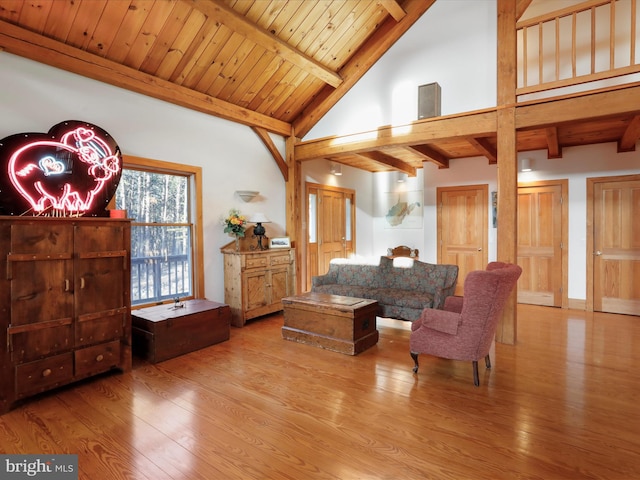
[120,155,204,307]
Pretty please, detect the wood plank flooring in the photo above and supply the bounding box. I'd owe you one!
[1,305,638,479]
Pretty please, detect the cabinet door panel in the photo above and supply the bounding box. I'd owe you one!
[75,224,125,251]
[270,268,291,304]
[11,259,74,326]
[10,321,73,363]
[75,257,126,316]
[244,271,268,311]
[75,309,126,347]
[11,223,73,255]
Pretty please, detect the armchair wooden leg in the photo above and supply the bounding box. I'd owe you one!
[485,354,491,369]
[410,352,419,373]
[472,361,480,386]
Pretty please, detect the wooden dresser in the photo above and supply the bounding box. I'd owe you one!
[0,216,131,413]
[221,247,296,327]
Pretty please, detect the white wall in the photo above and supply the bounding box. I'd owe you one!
[305,0,497,140]
[0,51,287,303]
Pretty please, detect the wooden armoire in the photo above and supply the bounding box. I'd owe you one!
[0,216,131,413]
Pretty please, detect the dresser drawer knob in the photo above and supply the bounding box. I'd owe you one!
[95,354,104,362]
[42,368,52,377]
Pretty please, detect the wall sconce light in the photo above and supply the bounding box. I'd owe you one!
[330,162,342,176]
[396,172,408,183]
[248,212,271,250]
[520,158,533,172]
[236,190,259,202]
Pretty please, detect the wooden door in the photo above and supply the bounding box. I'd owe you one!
[590,176,640,315]
[8,222,74,364]
[517,182,565,307]
[306,183,356,289]
[438,185,488,296]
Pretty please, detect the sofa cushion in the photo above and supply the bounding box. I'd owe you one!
[335,263,382,288]
[374,288,434,310]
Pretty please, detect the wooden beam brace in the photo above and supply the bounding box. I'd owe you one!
[379,0,407,21]
[252,127,289,181]
[406,144,449,168]
[356,151,416,176]
[0,20,292,137]
[618,114,640,152]
[466,137,497,164]
[189,0,342,88]
[545,126,562,158]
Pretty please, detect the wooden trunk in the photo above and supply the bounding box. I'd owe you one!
[281,293,379,355]
[132,299,230,364]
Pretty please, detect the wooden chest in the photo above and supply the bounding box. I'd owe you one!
[281,293,380,355]
[132,299,230,363]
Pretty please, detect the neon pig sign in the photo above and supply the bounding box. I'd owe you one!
[0,120,122,216]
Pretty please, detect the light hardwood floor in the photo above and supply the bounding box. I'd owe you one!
[1,305,638,479]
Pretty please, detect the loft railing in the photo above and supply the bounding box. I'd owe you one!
[517,0,640,97]
[131,254,191,305]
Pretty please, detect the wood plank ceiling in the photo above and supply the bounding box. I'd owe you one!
[0,0,639,175]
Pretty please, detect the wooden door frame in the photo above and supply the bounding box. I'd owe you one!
[586,173,640,312]
[517,179,569,308]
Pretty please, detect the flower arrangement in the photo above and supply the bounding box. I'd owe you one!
[223,209,247,238]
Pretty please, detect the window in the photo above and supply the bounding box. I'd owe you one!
[115,157,203,306]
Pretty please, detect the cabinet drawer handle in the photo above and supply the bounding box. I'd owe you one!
[42,368,52,377]
[80,277,86,289]
[64,279,70,292]
[95,354,104,362]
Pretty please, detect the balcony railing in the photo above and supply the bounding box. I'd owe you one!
[517,0,640,97]
[131,254,191,305]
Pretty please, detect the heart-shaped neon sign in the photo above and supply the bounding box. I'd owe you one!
[0,121,122,216]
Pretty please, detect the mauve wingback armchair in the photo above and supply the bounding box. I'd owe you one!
[409,262,522,386]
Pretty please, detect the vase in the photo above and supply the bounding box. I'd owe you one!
[234,236,240,252]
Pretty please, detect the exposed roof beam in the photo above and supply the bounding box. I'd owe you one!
[0,20,291,136]
[545,126,562,158]
[293,0,436,138]
[252,127,289,181]
[188,0,342,88]
[406,144,449,169]
[356,151,416,176]
[466,137,497,164]
[379,0,407,21]
[618,114,640,152]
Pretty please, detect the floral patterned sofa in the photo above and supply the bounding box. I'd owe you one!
[311,256,459,321]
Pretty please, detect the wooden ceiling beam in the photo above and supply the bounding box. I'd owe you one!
[618,114,640,152]
[545,126,562,158]
[356,151,416,175]
[188,0,343,88]
[406,144,449,169]
[293,0,436,138]
[379,1,407,21]
[466,137,497,164]
[517,84,640,128]
[0,20,291,136]
[295,109,497,161]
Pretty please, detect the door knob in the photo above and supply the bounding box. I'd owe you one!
[595,250,602,256]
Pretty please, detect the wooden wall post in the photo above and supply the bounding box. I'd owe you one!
[285,133,303,294]
[496,0,518,344]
